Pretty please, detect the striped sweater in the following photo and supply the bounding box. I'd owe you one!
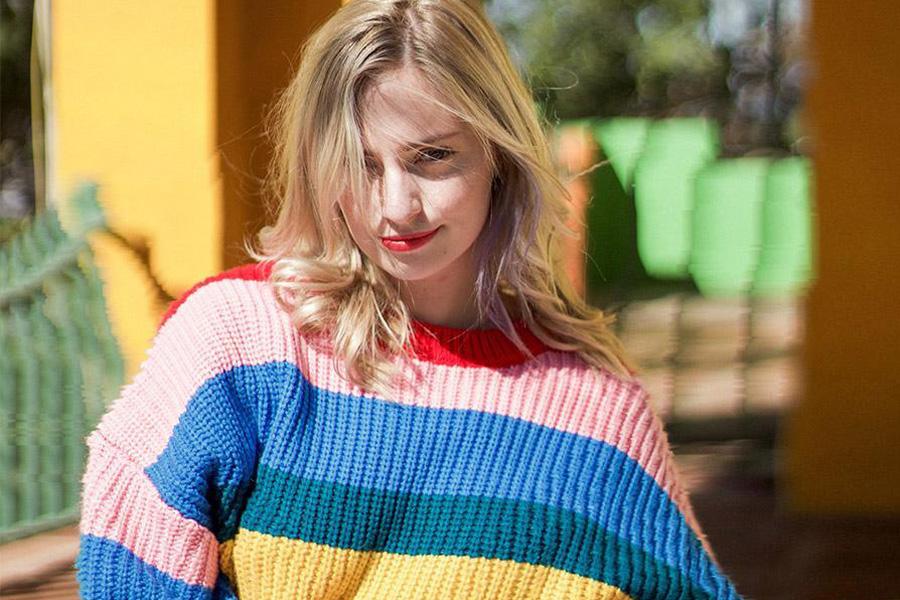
[76,261,743,599]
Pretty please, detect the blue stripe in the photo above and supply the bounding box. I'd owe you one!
[75,535,237,599]
[144,367,263,537]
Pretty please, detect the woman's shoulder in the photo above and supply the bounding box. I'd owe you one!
[530,345,643,390]
[157,261,275,331]
[505,346,649,417]
[149,260,297,360]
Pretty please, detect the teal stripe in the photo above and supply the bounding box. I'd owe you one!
[239,464,714,600]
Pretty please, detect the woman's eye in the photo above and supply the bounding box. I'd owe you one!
[418,148,454,163]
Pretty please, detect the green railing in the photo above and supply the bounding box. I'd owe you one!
[0,183,124,543]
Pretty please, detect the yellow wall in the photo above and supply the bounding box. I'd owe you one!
[52,2,221,376]
[52,1,341,378]
[785,2,900,514]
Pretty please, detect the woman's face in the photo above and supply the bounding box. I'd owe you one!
[338,66,494,293]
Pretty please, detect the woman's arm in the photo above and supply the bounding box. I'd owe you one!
[630,384,742,599]
[75,279,259,599]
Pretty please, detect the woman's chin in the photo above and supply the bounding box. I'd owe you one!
[381,265,441,284]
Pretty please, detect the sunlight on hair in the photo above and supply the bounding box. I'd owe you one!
[244,0,638,397]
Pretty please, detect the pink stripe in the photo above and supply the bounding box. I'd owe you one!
[80,435,219,588]
[94,278,300,468]
[100,276,706,545]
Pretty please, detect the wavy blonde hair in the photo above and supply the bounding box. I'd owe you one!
[246,0,638,396]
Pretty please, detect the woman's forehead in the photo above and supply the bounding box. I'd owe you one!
[358,68,468,151]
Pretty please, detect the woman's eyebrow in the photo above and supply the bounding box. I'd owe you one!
[362,131,462,157]
[411,130,462,146]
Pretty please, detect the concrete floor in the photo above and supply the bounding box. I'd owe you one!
[678,441,900,600]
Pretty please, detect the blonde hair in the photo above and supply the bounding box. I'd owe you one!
[246,0,638,396]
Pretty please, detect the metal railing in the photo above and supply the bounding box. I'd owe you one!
[0,183,124,543]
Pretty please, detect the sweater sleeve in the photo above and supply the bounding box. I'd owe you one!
[632,383,743,600]
[75,281,259,599]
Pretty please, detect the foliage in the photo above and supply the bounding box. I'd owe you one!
[487,0,808,152]
[488,0,726,121]
[1,0,36,218]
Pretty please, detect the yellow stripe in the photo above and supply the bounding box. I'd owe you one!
[218,529,634,600]
[219,537,236,584]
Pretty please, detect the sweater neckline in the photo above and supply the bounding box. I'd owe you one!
[191,261,551,368]
[407,318,551,368]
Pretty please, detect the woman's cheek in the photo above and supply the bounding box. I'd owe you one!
[337,203,372,250]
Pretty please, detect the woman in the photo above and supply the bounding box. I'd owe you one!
[76,0,743,598]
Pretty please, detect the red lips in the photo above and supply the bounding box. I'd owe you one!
[380,227,440,252]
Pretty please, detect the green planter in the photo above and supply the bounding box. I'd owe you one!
[585,119,651,300]
[752,156,815,297]
[690,158,771,298]
[633,118,719,280]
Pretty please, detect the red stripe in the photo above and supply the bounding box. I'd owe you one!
[409,319,550,368]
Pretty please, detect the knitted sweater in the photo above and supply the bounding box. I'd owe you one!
[75,261,742,600]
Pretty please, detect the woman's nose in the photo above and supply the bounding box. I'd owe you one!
[380,163,423,224]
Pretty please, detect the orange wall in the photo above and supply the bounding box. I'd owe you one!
[216,1,341,269]
[785,2,900,514]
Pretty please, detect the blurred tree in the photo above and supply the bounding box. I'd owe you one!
[1,0,36,230]
[488,0,726,118]
[486,0,808,153]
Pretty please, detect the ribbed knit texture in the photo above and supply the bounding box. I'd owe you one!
[75,261,743,599]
